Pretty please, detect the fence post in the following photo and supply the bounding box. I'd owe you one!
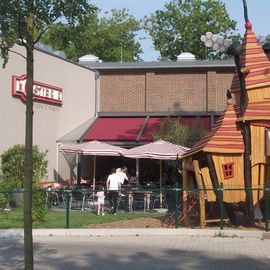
[65,190,71,229]
[175,182,179,228]
[265,183,269,232]
[219,183,224,230]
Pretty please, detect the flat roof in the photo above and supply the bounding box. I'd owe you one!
[80,59,235,71]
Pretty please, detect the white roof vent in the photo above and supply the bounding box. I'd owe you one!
[177,52,196,61]
[79,54,102,64]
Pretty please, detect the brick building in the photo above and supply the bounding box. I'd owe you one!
[94,61,234,113]
[76,58,235,148]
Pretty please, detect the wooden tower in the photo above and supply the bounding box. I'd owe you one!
[182,1,270,227]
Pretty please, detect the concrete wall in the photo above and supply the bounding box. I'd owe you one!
[0,45,95,181]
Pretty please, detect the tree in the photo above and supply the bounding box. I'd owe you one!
[41,9,142,62]
[0,1,95,268]
[153,117,189,146]
[153,116,207,147]
[144,0,237,60]
[187,117,208,147]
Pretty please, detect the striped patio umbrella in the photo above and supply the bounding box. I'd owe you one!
[123,140,189,208]
[123,140,189,160]
[59,140,125,189]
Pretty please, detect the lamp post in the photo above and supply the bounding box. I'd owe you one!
[200,32,232,59]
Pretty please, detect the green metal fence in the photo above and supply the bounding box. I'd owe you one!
[0,185,269,231]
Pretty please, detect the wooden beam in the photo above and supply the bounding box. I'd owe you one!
[206,154,221,201]
[182,159,189,226]
[193,160,206,229]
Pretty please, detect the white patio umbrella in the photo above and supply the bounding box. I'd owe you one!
[123,140,189,208]
[59,140,125,189]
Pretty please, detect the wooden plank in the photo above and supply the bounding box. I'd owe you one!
[193,160,206,229]
[182,159,189,226]
[248,86,270,102]
[201,167,216,202]
[250,125,265,204]
[205,219,229,223]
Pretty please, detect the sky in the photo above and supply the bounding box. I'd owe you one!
[91,0,270,61]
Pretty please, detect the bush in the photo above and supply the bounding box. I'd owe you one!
[0,144,48,189]
[0,144,48,222]
[153,117,189,146]
[187,117,208,147]
[0,193,7,210]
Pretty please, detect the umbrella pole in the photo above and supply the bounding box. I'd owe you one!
[160,160,162,208]
[93,156,96,191]
[136,158,140,187]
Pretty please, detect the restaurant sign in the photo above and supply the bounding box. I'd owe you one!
[12,74,63,105]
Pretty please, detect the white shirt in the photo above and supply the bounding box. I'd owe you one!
[107,173,120,190]
[116,168,128,184]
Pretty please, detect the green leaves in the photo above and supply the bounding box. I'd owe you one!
[152,116,208,147]
[145,0,237,60]
[153,117,189,146]
[41,8,142,62]
[0,0,96,66]
[0,145,48,189]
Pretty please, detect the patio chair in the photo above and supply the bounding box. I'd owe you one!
[45,189,60,208]
[116,193,126,212]
[71,190,84,210]
[81,192,98,211]
[133,192,147,212]
[152,192,168,209]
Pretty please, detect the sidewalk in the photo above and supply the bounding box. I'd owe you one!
[1,228,270,239]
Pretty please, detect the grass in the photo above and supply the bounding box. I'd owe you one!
[0,209,24,228]
[0,208,165,229]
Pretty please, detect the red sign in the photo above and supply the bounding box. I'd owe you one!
[12,74,63,105]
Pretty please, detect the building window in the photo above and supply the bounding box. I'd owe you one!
[222,162,234,179]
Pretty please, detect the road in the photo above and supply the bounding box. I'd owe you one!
[1,235,270,270]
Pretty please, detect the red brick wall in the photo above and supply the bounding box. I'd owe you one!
[152,71,206,112]
[99,68,234,113]
[100,72,146,112]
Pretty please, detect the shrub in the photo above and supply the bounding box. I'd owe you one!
[0,144,48,189]
[187,117,208,147]
[0,193,7,210]
[153,117,189,146]
[0,144,48,222]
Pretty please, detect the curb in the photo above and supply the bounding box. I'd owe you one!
[1,228,269,239]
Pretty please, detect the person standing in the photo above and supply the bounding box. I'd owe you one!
[116,166,129,185]
[96,184,105,216]
[106,168,121,214]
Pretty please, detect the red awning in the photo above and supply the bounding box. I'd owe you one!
[83,117,146,142]
[82,116,217,145]
[140,117,163,141]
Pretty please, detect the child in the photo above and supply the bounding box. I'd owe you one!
[96,184,105,216]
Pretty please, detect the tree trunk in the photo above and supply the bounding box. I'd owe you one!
[242,123,255,226]
[206,154,221,201]
[24,8,34,270]
[234,55,254,226]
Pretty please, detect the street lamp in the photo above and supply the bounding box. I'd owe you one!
[200,32,232,54]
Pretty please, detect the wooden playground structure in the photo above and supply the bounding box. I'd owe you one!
[181,1,270,228]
